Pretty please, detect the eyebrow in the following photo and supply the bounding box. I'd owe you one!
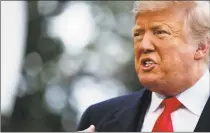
[133,26,145,33]
[151,26,163,31]
[133,24,171,33]
[151,22,174,30]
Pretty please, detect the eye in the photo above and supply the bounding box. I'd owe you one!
[153,30,168,35]
[134,32,140,37]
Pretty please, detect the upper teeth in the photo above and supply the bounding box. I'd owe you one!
[145,61,154,66]
[145,61,153,64]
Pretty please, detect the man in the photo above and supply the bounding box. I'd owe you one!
[77,1,210,132]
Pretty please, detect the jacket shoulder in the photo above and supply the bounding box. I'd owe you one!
[77,89,146,131]
[90,90,144,111]
[77,89,144,131]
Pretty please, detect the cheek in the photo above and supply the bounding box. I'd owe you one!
[134,43,141,70]
[157,43,182,68]
[134,53,138,72]
[174,43,195,65]
[180,51,195,67]
[134,42,140,59]
[160,45,194,70]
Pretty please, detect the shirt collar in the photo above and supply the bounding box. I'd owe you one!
[177,69,210,116]
[148,91,165,113]
[148,69,210,116]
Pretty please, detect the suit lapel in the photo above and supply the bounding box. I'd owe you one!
[194,96,210,132]
[100,89,152,132]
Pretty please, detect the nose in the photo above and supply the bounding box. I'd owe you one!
[139,32,155,54]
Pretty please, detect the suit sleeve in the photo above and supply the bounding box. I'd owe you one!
[76,106,92,131]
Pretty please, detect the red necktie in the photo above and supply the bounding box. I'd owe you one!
[152,97,182,132]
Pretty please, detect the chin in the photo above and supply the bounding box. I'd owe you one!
[138,71,164,89]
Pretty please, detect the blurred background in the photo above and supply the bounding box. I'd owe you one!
[1,1,144,132]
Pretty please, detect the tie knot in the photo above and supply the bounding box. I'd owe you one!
[161,97,182,113]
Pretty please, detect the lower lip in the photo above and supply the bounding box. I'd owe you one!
[140,63,156,71]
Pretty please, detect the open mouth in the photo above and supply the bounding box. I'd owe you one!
[140,58,156,71]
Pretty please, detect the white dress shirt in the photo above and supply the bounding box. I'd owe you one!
[141,69,210,132]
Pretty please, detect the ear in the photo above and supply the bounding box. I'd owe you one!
[194,42,209,60]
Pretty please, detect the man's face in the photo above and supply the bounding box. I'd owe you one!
[133,6,197,94]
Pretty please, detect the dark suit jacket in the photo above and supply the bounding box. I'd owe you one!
[77,88,210,132]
